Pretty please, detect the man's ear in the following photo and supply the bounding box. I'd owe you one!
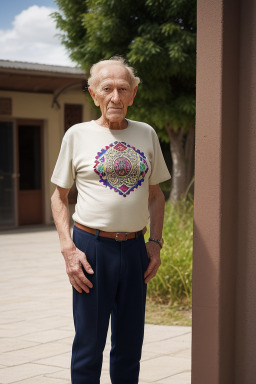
[88,88,100,107]
[128,86,138,106]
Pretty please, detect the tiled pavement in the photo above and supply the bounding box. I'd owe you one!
[0,227,191,384]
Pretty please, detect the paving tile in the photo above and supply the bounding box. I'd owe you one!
[139,381,155,384]
[0,338,38,353]
[0,363,59,384]
[11,376,69,384]
[141,350,160,361]
[0,315,21,326]
[56,336,73,346]
[157,371,191,384]
[102,355,110,372]
[22,316,72,331]
[57,323,74,332]
[143,339,190,355]
[0,319,72,340]
[172,332,192,344]
[0,341,71,366]
[171,348,192,359]
[140,356,190,382]
[45,368,70,380]
[35,352,71,369]
[0,309,61,323]
[21,328,73,343]
[143,325,191,343]
[100,370,111,383]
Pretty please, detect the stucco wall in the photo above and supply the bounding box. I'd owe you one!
[193,0,228,381]
[194,0,256,383]
[0,89,96,225]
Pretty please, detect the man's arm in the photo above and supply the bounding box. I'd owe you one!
[51,186,94,293]
[144,184,165,284]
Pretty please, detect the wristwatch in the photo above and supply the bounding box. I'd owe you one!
[148,237,164,249]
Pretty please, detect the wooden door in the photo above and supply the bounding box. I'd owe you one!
[17,120,43,225]
[0,121,16,227]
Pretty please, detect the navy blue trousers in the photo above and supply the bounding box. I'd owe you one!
[71,225,149,384]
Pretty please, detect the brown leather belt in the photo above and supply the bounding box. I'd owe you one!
[74,222,146,241]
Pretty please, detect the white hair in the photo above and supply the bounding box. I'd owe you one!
[88,56,140,90]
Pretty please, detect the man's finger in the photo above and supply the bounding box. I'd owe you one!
[145,266,158,284]
[144,260,157,279]
[79,271,93,289]
[69,276,83,293]
[73,275,90,293]
[145,273,155,284]
[81,255,94,274]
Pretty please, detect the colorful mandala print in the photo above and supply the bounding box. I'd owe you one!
[94,141,149,197]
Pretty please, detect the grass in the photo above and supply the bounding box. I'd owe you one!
[145,298,192,326]
[145,196,194,308]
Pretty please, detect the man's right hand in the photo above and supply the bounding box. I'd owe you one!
[61,243,94,293]
[51,187,94,294]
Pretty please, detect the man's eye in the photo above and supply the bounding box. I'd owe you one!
[120,88,126,91]
[103,87,109,91]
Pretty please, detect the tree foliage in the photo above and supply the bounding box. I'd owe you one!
[53,0,196,140]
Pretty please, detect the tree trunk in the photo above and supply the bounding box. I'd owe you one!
[166,125,186,202]
[166,125,195,202]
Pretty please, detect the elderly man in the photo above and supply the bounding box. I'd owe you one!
[51,57,171,384]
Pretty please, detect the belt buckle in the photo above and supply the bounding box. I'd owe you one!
[115,232,128,241]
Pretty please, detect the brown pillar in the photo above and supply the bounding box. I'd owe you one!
[194,0,256,382]
[192,0,240,383]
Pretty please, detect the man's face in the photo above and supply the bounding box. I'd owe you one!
[89,64,137,124]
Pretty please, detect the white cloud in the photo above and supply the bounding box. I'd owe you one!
[0,5,75,66]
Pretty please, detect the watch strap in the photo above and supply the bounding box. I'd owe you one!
[148,237,163,248]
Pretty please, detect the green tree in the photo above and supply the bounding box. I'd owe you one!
[53,0,196,201]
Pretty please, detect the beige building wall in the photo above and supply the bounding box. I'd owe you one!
[0,89,96,226]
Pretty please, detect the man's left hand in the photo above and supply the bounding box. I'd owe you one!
[144,241,161,284]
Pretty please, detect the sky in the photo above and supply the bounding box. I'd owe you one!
[0,0,75,66]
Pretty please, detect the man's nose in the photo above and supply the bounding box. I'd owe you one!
[111,89,120,103]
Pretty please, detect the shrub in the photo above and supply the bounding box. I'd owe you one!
[146,195,193,306]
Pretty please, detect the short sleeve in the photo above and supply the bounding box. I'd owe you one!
[149,130,171,185]
[51,137,75,188]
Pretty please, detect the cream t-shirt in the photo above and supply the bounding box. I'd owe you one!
[51,119,171,232]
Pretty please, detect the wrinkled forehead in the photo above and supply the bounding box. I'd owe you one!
[97,63,132,86]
